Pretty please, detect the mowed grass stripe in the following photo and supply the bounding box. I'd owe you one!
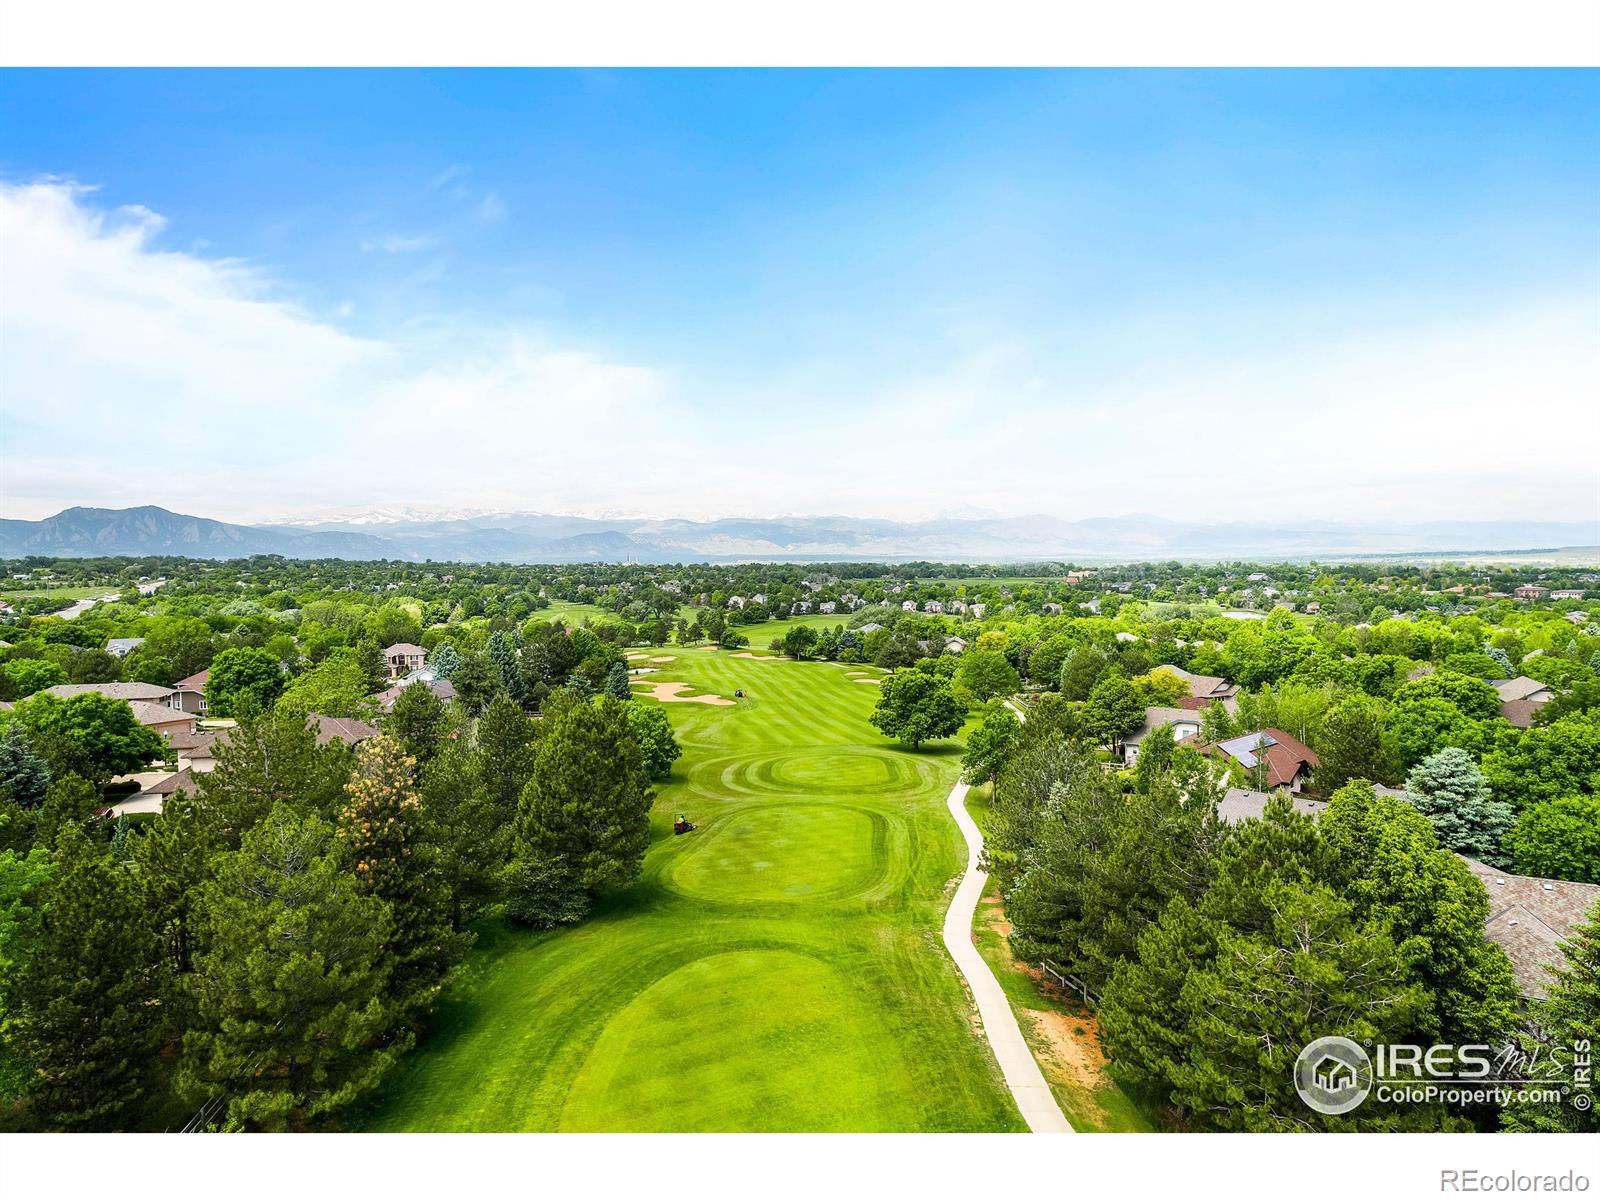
[359,651,1022,1132]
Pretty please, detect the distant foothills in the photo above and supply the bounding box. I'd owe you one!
[1,505,1596,565]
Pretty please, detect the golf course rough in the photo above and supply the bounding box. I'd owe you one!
[361,653,1025,1132]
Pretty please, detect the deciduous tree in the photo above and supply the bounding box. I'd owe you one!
[869,668,965,750]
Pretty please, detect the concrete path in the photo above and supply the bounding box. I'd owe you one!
[942,777,1074,1133]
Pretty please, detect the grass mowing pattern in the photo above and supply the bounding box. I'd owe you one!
[360,650,1023,1131]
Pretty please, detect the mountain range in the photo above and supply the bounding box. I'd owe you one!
[1,506,1595,564]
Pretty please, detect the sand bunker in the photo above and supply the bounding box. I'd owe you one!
[853,678,881,685]
[651,655,676,663]
[729,651,777,660]
[635,680,735,706]
[625,653,649,661]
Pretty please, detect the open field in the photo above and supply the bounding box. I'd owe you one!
[360,650,1021,1132]
[729,611,849,647]
[535,600,614,627]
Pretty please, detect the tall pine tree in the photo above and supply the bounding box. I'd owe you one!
[512,692,652,895]
[183,805,397,1130]
[195,708,351,847]
[485,631,526,706]
[14,824,163,1130]
[337,736,466,1026]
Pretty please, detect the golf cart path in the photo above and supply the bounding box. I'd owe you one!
[942,775,1074,1133]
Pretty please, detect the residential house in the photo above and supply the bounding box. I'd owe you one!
[105,637,145,658]
[1040,602,1063,615]
[751,594,769,606]
[110,768,197,818]
[1247,572,1269,582]
[44,681,176,704]
[1153,664,1240,704]
[902,600,918,612]
[382,642,427,679]
[858,622,885,634]
[1122,706,1205,764]
[1304,601,1321,613]
[922,600,944,614]
[1462,859,1600,999]
[126,701,197,739]
[169,669,208,714]
[943,636,969,655]
[1198,728,1320,792]
[1513,584,1548,600]
[969,602,986,619]
[726,596,747,609]
[818,601,837,614]
[1550,589,1586,601]
[166,728,227,773]
[308,714,379,747]
[1564,611,1589,625]
[376,677,458,712]
[1490,676,1555,729]
[792,601,813,614]
[1217,788,1328,824]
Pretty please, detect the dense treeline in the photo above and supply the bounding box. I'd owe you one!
[0,615,676,1130]
[979,701,1597,1132]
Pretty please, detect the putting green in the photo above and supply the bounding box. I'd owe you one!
[558,950,913,1131]
[359,650,1022,1132]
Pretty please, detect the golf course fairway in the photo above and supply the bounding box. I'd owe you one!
[360,648,1024,1131]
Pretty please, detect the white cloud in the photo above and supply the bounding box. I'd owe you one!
[0,180,679,520]
[1,179,1595,530]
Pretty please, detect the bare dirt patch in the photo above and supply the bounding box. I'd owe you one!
[1023,1008,1112,1092]
[634,680,735,706]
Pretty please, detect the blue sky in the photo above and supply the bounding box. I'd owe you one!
[1,69,1596,524]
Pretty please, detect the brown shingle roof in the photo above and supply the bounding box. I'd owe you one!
[1198,727,1320,789]
[138,768,196,799]
[1218,788,1328,824]
[1499,699,1543,730]
[1461,858,1600,999]
[43,681,174,703]
[126,700,195,729]
[1492,676,1554,703]
[308,714,378,746]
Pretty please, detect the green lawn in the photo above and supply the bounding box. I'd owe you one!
[0,585,111,601]
[535,600,614,628]
[730,611,851,648]
[359,651,1022,1132]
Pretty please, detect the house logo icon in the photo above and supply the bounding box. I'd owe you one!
[1294,1036,1372,1115]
